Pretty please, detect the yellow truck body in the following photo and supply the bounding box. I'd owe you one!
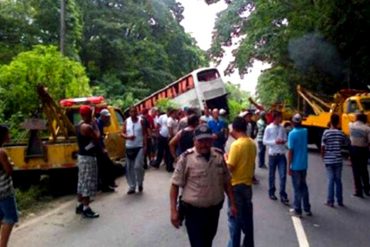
[5,91,125,172]
[297,86,370,147]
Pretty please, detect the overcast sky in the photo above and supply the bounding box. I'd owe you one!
[177,0,269,95]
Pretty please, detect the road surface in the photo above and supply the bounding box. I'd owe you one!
[11,150,370,247]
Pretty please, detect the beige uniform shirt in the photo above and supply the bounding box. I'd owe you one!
[349,121,370,147]
[171,147,231,208]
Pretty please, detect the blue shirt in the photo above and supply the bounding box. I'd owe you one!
[208,119,226,134]
[288,127,308,170]
[208,119,227,150]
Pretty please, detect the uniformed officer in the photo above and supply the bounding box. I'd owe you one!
[170,124,237,247]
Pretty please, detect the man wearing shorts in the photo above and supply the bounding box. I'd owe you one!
[76,105,100,218]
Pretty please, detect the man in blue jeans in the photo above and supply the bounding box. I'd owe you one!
[288,114,312,217]
[263,111,289,204]
[225,117,256,247]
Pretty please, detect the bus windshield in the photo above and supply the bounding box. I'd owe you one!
[360,99,370,111]
[197,69,221,82]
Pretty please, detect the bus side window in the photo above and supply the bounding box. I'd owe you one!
[187,77,194,89]
[172,87,177,97]
[181,80,187,92]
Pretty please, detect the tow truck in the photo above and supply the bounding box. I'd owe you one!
[5,85,125,185]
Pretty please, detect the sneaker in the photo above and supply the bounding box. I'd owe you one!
[338,202,345,207]
[352,193,364,198]
[325,202,334,208]
[101,186,115,193]
[269,195,278,201]
[281,198,290,205]
[75,204,83,215]
[289,209,302,218]
[252,177,259,185]
[82,208,99,218]
[127,189,136,195]
[259,165,267,169]
[305,211,313,216]
[138,185,143,193]
[109,182,118,188]
[150,161,159,169]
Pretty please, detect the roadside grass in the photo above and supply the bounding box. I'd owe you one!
[15,185,53,213]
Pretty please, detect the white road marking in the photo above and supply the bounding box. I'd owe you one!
[291,216,310,247]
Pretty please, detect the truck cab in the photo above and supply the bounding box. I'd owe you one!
[341,94,370,135]
[60,97,125,161]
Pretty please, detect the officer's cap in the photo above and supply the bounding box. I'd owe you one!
[194,124,213,140]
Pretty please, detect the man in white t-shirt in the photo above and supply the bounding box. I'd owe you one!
[151,107,177,172]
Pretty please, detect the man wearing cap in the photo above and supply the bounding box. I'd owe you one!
[288,114,312,217]
[75,105,100,218]
[170,124,237,247]
[96,109,116,192]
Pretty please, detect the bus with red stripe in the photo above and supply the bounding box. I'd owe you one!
[132,67,228,113]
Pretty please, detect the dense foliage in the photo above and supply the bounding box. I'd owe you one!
[0,45,91,137]
[206,0,370,105]
[0,0,208,131]
[225,83,250,120]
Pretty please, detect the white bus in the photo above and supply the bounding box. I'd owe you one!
[132,67,228,113]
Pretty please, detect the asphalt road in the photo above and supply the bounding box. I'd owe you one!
[11,149,370,247]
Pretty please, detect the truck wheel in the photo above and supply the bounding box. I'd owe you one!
[13,171,41,189]
[48,168,78,196]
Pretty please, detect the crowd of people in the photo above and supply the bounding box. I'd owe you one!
[75,104,370,247]
[0,102,369,246]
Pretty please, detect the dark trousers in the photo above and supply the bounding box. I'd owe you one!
[291,170,310,213]
[143,138,152,167]
[228,184,254,247]
[268,154,288,199]
[153,135,173,171]
[96,151,115,188]
[350,146,370,195]
[257,141,266,167]
[185,203,222,247]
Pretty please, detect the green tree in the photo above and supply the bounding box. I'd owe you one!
[77,0,207,102]
[225,83,250,120]
[256,66,294,107]
[0,0,82,63]
[0,45,91,127]
[205,0,370,102]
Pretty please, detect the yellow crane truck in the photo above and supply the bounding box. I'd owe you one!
[5,85,125,185]
[297,85,370,148]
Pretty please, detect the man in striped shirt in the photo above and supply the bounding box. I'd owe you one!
[321,114,347,207]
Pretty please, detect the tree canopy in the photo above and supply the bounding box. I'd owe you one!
[206,0,370,105]
[0,0,208,122]
[0,45,91,135]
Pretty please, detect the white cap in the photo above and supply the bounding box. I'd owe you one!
[100,109,111,117]
[239,111,248,118]
[219,108,226,115]
[292,113,302,123]
[200,116,208,122]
